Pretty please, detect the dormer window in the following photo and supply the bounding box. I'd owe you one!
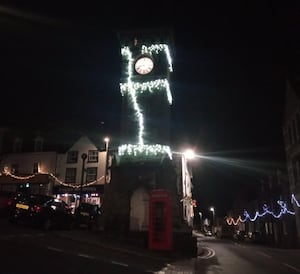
[13,137,22,153]
[34,136,44,152]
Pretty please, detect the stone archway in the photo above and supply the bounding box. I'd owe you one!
[129,187,149,231]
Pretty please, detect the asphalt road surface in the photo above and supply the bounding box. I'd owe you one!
[1,218,300,274]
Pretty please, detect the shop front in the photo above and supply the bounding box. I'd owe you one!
[53,185,104,213]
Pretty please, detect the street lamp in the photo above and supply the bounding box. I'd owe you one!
[199,211,203,231]
[210,206,215,229]
[79,153,87,206]
[181,149,195,227]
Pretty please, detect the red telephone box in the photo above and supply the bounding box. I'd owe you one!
[148,189,173,251]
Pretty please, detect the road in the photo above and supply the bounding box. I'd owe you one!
[1,218,300,273]
[195,236,300,274]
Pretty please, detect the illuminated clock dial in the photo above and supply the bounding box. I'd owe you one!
[134,56,154,75]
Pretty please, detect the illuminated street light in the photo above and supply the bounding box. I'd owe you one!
[210,206,215,228]
[184,149,195,160]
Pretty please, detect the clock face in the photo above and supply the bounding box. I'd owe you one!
[134,56,154,75]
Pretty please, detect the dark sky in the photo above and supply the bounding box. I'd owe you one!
[0,1,297,216]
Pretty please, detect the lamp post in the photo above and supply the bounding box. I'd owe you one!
[199,211,203,231]
[104,137,110,184]
[79,153,87,207]
[210,206,215,231]
[181,149,195,226]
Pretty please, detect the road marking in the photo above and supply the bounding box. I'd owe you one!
[111,260,128,267]
[283,263,300,273]
[78,253,95,260]
[46,246,62,252]
[256,251,271,258]
[198,247,215,259]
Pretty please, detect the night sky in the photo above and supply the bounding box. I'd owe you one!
[0,2,297,217]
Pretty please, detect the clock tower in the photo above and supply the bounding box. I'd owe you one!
[117,28,174,163]
[100,28,196,255]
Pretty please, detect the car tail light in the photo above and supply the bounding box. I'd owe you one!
[33,205,42,213]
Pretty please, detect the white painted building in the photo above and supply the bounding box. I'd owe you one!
[53,135,108,208]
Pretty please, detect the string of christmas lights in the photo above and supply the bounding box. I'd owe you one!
[225,195,298,225]
[0,169,105,188]
[118,43,173,158]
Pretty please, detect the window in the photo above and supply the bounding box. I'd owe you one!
[88,150,98,162]
[65,168,76,183]
[67,151,78,163]
[33,162,39,173]
[86,167,97,183]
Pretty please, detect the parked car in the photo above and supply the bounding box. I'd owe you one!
[8,193,74,230]
[74,202,101,230]
[0,191,17,217]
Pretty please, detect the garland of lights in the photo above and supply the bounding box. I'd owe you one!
[118,44,173,158]
[120,79,172,105]
[118,144,172,159]
[225,195,299,225]
[0,170,105,188]
[141,44,173,72]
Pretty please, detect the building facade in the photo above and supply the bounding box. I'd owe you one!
[283,77,300,246]
[0,131,108,211]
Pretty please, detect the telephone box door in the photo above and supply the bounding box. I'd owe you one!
[148,189,173,251]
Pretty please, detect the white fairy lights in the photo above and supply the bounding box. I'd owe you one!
[119,43,173,158]
[118,144,172,159]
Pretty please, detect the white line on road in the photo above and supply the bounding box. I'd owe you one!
[46,246,63,252]
[111,260,128,267]
[78,253,96,260]
[256,251,271,258]
[283,263,300,273]
[198,247,215,259]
